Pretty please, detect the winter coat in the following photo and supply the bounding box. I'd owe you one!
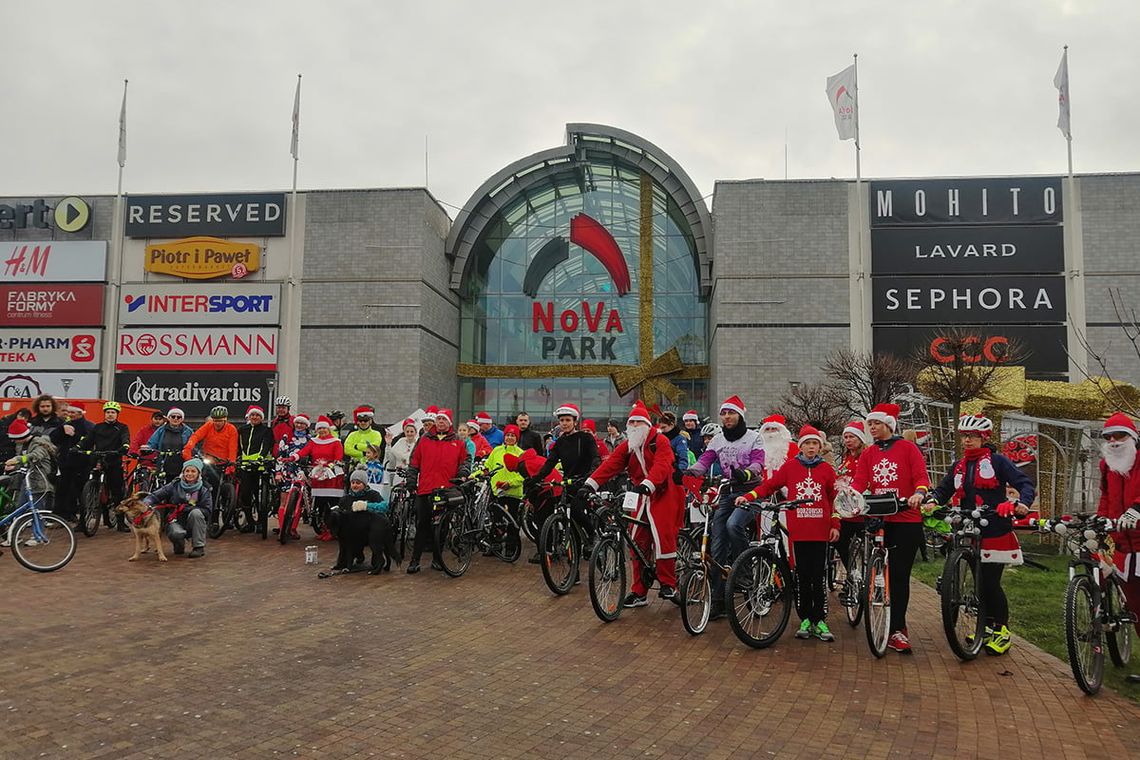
[481,444,525,499]
[534,430,599,484]
[80,421,130,455]
[183,421,238,463]
[517,428,544,457]
[337,487,387,515]
[1098,454,1140,555]
[237,423,276,461]
[144,478,213,519]
[850,436,931,524]
[663,427,690,481]
[296,435,346,498]
[7,435,58,495]
[482,425,504,448]
[271,415,294,450]
[344,426,384,466]
[146,424,193,455]
[52,417,94,469]
[275,431,310,484]
[930,443,1035,538]
[409,431,470,496]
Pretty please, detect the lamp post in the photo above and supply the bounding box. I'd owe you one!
[267,377,277,410]
[60,377,73,400]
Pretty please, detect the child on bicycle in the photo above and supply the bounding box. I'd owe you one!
[736,425,839,641]
[274,414,311,538]
[2,417,58,516]
[928,414,1033,655]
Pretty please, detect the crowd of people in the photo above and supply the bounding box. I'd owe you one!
[2,390,1138,678]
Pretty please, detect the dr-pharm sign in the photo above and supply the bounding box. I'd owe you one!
[0,330,101,370]
[116,328,278,371]
[120,284,281,326]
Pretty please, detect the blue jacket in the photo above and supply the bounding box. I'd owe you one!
[930,444,1034,537]
[482,425,504,448]
[146,424,193,454]
[665,428,689,473]
[144,478,213,518]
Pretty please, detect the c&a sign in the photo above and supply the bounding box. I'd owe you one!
[144,237,260,280]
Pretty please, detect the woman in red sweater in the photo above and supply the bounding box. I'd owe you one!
[291,415,345,541]
[737,425,839,641]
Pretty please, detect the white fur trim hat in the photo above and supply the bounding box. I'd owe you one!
[720,395,746,416]
[627,401,652,425]
[842,420,871,446]
[866,403,901,432]
[554,403,580,419]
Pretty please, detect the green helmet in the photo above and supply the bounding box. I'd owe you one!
[103,401,122,412]
[210,406,229,419]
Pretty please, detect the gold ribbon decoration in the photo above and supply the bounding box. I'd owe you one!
[611,348,685,402]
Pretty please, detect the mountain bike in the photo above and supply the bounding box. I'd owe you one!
[231,456,275,538]
[935,502,996,661]
[79,450,125,538]
[1040,514,1136,695]
[678,476,732,635]
[203,457,238,539]
[537,479,594,596]
[124,451,158,497]
[860,494,908,659]
[434,468,521,578]
[586,489,655,623]
[387,467,417,559]
[0,467,77,572]
[724,498,814,649]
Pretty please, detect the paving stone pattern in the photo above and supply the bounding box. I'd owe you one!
[2,533,1137,759]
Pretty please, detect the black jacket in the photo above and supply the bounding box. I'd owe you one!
[517,428,545,457]
[80,421,130,456]
[52,417,95,468]
[237,423,276,459]
[535,430,599,483]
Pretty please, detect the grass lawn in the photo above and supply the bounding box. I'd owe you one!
[911,533,1139,702]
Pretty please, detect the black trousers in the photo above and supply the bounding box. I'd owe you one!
[884,522,923,633]
[55,465,87,520]
[410,494,440,565]
[100,455,125,506]
[979,562,1009,627]
[792,540,829,623]
[236,469,260,522]
[836,520,862,572]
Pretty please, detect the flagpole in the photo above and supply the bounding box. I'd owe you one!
[283,73,302,404]
[104,79,129,400]
[1063,45,1073,179]
[853,53,861,183]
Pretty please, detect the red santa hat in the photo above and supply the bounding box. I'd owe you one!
[504,423,520,437]
[1102,412,1138,440]
[554,403,580,419]
[7,418,31,440]
[353,405,374,420]
[465,419,481,432]
[581,419,596,432]
[314,415,333,430]
[68,402,87,413]
[293,414,310,427]
[720,395,746,416]
[760,414,790,436]
[245,405,265,419]
[683,410,700,423]
[627,401,652,425]
[797,425,824,446]
[475,412,493,426]
[435,408,454,425]
[866,403,901,432]
[402,418,416,429]
[425,405,439,415]
[842,420,871,446]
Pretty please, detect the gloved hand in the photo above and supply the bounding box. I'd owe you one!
[288,453,299,462]
[493,480,508,492]
[672,470,684,485]
[731,468,753,484]
[351,500,367,512]
[1119,506,1140,530]
[996,501,1017,519]
[633,483,652,496]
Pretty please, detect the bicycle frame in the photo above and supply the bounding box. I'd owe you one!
[595,494,657,582]
[1,469,52,542]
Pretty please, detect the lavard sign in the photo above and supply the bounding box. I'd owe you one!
[144,237,260,280]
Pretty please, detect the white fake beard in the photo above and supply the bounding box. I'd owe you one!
[761,428,791,471]
[1103,440,1138,475]
[626,423,650,471]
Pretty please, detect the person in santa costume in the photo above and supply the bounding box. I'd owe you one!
[1095,412,1140,682]
[758,414,798,480]
[737,425,840,641]
[582,401,683,605]
[834,420,871,575]
[848,402,931,654]
[290,416,346,541]
[929,414,1034,655]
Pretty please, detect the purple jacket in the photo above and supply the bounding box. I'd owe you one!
[690,428,765,481]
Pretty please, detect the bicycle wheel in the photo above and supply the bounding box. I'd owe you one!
[675,530,699,578]
[80,480,101,537]
[680,567,712,635]
[538,512,580,595]
[489,509,521,563]
[1105,580,1134,668]
[864,551,891,658]
[1065,574,1104,695]
[209,483,235,539]
[10,513,77,572]
[941,549,986,661]
[843,541,865,627]
[588,535,626,623]
[435,508,473,578]
[726,546,792,649]
[522,503,540,543]
[279,490,299,545]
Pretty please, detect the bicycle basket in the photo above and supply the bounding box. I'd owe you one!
[863,493,900,517]
[834,488,865,518]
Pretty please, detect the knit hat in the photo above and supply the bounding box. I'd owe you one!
[245,405,264,419]
[7,418,31,440]
[315,415,333,430]
[167,407,184,417]
[1102,412,1138,440]
[349,469,369,484]
[554,403,580,419]
[627,401,651,425]
[683,410,699,423]
[797,425,824,446]
[720,395,746,415]
[581,419,596,432]
[475,412,493,426]
[866,403,901,432]
[183,457,204,472]
[293,414,311,427]
[436,408,454,425]
[504,424,520,437]
[842,420,872,446]
[760,414,790,436]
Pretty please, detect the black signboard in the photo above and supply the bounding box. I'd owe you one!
[873,325,1068,376]
[872,275,1066,325]
[870,225,1064,275]
[125,193,287,238]
[114,370,277,420]
[870,177,1062,226]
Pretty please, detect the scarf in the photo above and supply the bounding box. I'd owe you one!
[953,446,998,504]
[722,415,748,442]
[180,476,203,493]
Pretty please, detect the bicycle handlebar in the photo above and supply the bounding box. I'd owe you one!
[736,497,816,513]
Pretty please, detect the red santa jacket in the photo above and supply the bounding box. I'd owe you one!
[747,456,839,542]
[410,431,470,496]
[296,435,345,498]
[586,432,675,496]
[1097,456,1140,553]
[850,437,930,524]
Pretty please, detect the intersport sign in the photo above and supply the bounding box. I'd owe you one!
[115,371,274,419]
[116,328,278,371]
[119,284,281,326]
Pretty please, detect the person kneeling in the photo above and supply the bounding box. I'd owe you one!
[326,470,397,576]
[145,458,213,559]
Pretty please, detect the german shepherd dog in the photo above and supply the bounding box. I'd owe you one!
[115,495,168,562]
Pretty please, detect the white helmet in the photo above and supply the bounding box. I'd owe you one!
[700,423,722,437]
[957,414,993,434]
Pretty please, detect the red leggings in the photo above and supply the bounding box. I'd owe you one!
[629,489,683,595]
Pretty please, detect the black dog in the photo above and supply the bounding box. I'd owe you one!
[327,492,399,575]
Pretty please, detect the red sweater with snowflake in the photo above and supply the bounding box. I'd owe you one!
[746,456,839,542]
[850,437,930,524]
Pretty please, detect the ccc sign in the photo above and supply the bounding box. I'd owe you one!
[929,335,1011,364]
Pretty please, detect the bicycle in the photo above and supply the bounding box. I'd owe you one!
[79,450,126,538]
[0,467,77,572]
[201,457,238,539]
[387,467,417,559]
[232,456,275,538]
[935,502,998,661]
[859,493,908,658]
[536,479,594,596]
[277,463,313,545]
[586,489,666,623]
[1040,513,1136,695]
[124,451,158,497]
[434,468,521,578]
[677,476,733,635]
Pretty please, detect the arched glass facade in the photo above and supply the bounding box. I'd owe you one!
[456,140,708,424]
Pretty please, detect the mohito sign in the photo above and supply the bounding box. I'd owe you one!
[2,284,104,326]
[116,328,278,370]
[0,241,107,282]
[870,177,1063,226]
[0,372,100,399]
[531,301,626,360]
[125,193,286,237]
[871,275,1066,324]
[115,370,275,419]
[119,283,281,325]
[873,325,1068,376]
[870,225,1064,275]
[144,237,260,280]
[0,330,101,370]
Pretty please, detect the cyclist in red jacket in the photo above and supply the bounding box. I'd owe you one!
[406,408,470,574]
[1096,412,1140,682]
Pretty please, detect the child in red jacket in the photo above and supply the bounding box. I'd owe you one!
[736,425,839,641]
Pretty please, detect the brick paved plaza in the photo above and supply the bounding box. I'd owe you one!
[2,533,1137,759]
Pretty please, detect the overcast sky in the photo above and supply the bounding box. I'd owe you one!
[4,1,1137,217]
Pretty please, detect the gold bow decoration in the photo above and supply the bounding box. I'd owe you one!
[611,348,685,403]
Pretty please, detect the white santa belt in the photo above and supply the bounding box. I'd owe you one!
[1115,550,1139,581]
[980,533,1023,565]
[628,496,675,559]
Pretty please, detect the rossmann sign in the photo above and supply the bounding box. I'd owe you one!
[116,328,278,371]
[119,284,281,326]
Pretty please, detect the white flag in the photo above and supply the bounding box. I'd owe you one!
[290,75,301,160]
[1054,49,1071,139]
[826,64,858,141]
[117,80,128,168]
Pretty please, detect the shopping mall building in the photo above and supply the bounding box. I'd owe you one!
[2,123,1139,424]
